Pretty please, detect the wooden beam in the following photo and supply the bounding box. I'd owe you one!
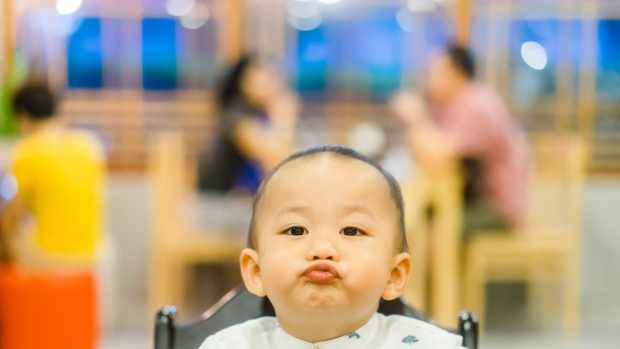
[455,0,472,46]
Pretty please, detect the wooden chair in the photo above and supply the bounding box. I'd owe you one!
[401,175,431,313]
[148,132,244,318]
[463,132,586,335]
[402,161,463,328]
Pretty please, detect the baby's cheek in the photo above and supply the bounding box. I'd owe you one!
[342,266,389,310]
[344,259,389,288]
[342,250,392,287]
[260,253,300,285]
[350,244,393,268]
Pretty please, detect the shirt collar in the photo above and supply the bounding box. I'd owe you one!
[274,313,379,349]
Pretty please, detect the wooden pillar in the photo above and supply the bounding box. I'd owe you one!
[483,1,500,88]
[455,0,472,46]
[216,0,244,63]
[0,0,15,135]
[497,2,512,102]
[482,1,511,102]
[258,0,287,65]
[2,0,15,81]
[555,3,576,130]
[577,0,599,173]
[48,18,68,90]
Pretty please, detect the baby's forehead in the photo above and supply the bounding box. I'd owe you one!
[293,153,373,170]
[274,153,384,185]
[257,154,394,212]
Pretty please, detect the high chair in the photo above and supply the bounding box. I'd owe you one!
[154,286,479,349]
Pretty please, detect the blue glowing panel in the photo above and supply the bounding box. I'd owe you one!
[295,26,329,95]
[292,7,431,99]
[67,18,103,89]
[142,18,178,90]
[598,20,620,100]
[350,9,404,97]
[599,20,620,71]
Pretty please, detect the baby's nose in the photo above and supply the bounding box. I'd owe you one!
[307,239,339,261]
[313,253,333,261]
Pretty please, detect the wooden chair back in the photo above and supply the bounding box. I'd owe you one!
[149,132,188,241]
[527,132,587,245]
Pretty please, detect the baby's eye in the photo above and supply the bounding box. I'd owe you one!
[340,226,366,237]
[283,226,308,236]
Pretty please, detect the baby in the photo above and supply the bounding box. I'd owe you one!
[200,145,465,348]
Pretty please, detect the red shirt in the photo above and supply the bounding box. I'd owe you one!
[435,83,529,228]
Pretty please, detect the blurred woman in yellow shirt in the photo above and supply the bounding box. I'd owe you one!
[0,82,105,270]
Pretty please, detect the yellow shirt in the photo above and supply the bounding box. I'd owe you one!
[10,128,105,262]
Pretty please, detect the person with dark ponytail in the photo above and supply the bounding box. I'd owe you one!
[192,55,298,235]
[198,55,298,195]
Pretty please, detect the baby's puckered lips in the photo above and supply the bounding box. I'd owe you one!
[302,262,340,284]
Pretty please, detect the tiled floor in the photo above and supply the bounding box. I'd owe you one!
[483,334,618,349]
[101,331,149,349]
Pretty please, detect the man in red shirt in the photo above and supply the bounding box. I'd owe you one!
[392,44,529,232]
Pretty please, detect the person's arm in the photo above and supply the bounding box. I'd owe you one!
[1,147,34,240]
[233,94,298,171]
[0,196,25,234]
[391,92,458,174]
[0,184,27,263]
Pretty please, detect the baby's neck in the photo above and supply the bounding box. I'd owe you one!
[276,309,375,343]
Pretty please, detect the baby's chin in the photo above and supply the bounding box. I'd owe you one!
[296,284,349,310]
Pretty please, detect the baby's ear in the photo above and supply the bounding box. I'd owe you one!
[240,248,265,297]
[382,252,411,301]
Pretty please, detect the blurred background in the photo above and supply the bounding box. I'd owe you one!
[0,0,619,348]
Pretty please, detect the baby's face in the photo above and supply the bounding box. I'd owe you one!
[241,155,410,324]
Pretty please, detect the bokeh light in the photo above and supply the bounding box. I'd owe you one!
[55,0,82,15]
[521,41,548,70]
[288,0,322,31]
[166,0,196,17]
[407,0,436,13]
[181,3,210,30]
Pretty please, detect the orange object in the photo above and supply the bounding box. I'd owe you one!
[0,266,99,349]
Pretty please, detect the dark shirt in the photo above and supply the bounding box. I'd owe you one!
[198,102,265,194]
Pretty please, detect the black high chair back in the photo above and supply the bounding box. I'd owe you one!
[154,287,479,349]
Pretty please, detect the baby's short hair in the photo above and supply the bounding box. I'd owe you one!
[247,145,408,253]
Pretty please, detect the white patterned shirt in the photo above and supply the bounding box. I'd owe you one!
[199,312,466,349]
